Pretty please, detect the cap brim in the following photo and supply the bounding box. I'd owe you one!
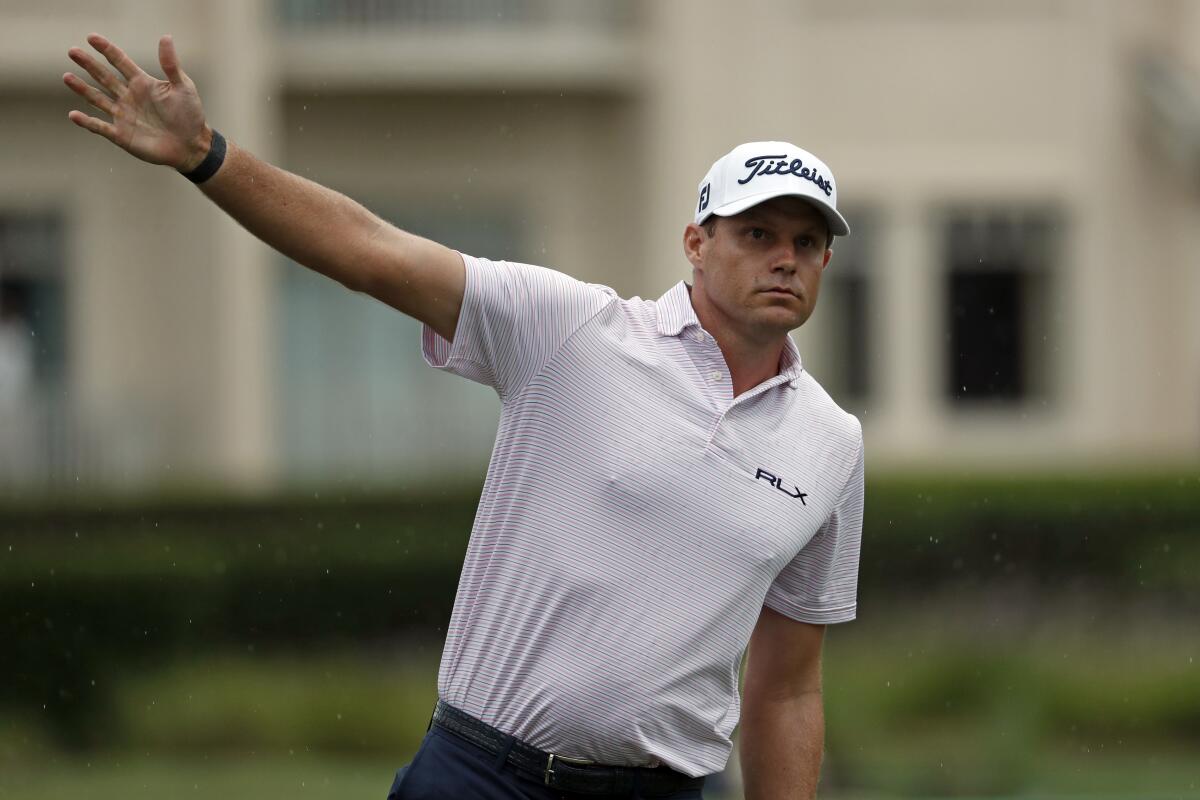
[707,189,850,238]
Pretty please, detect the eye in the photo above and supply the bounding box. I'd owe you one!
[797,235,815,249]
[749,227,767,240]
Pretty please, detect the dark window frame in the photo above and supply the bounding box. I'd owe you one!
[939,205,1061,409]
[801,205,876,411]
[0,211,68,390]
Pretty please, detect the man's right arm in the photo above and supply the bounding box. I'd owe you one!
[195,135,464,341]
[64,33,464,342]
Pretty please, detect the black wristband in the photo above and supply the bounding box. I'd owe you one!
[181,129,226,184]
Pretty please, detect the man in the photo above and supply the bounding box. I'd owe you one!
[64,33,863,800]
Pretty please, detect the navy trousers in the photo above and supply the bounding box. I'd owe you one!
[386,725,706,800]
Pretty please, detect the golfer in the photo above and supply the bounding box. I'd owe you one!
[64,33,864,800]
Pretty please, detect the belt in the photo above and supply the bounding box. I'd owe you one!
[429,700,705,796]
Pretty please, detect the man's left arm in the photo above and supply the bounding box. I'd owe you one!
[742,421,863,798]
[739,607,827,800]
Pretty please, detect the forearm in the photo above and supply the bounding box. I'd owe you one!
[197,132,388,293]
[739,690,825,800]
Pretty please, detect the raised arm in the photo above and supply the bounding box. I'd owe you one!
[63,33,464,341]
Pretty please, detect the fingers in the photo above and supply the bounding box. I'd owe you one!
[67,46,121,96]
[67,110,118,144]
[158,34,186,85]
[62,72,116,116]
[86,33,146,82]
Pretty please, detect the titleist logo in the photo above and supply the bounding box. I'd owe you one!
[738,154,833,198]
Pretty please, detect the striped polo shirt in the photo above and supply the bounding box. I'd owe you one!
[421,254,864,777]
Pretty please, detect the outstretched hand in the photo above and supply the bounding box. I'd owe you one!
[64,34,212,172]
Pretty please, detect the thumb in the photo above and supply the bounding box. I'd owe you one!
[158,34,186,84]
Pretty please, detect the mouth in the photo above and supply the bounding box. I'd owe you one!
[759,287,799,299]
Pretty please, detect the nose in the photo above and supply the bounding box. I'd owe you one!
[769,241,799,273]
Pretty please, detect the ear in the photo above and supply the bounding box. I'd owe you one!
[821,247,833,270]
[683,222,708,269]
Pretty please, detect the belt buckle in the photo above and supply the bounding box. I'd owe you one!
[543,752,597,786]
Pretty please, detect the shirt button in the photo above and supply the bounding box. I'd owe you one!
[708,370,723,382]
[691,330,705,342]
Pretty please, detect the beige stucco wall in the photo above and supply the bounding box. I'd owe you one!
[279,92,641,294]
[1,0,1196,491]
[643,0,1199,468]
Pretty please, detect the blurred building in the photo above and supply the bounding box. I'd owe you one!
[0,0,1198,494]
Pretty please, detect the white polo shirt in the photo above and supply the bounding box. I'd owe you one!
[421,254,864,778]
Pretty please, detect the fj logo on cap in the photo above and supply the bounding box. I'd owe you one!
[698,183,710,214]
[754,467,808,504]
[739,154,834,198]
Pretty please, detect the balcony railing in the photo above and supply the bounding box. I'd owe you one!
[277,0,633,31]
[275,0,638,90]
[0,389,162,496]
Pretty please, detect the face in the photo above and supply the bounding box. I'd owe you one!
[683,196,833,344]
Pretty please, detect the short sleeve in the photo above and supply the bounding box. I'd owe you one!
[764,425,864,624]
[422,253,614,399]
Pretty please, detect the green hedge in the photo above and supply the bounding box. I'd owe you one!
[3,472,1199,748]
[858,472,1200,599]
[2,493,475,748]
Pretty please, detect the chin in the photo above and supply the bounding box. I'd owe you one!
[753,307,807,332]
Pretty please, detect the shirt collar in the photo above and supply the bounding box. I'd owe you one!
[777,336,804,384]
[654,281,701,337]
[654,281,804,384]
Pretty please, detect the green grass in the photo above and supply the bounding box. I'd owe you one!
[109,649,439,756]
[0,750,1194,800]
[0,650,438,800]
[821,610,1200,797]
[3,613,1199,799]
[0,753,399,800]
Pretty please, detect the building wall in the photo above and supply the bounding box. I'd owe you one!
[0,0,1195,493]
[643,0,1200,468]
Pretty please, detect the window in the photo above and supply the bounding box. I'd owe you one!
[0,212,67,486]
[799,207,875,407]
[0,213,66,391]
[942,207,1058,406]
[278,202,521,485]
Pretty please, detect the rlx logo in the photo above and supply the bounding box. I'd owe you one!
[755,468,808,504]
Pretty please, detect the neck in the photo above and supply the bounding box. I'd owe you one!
[687,285,789,396]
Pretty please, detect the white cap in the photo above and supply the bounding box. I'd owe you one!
[694,141,849,238]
